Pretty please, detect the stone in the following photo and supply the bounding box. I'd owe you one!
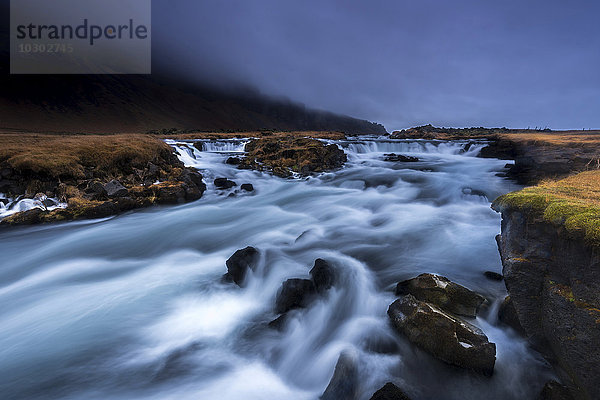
[226,157,241,165]
[214,177,237,189]
[225,246,259,286]
[310,258,335,293]
[320,351,359,400]
[484,271,504,281]
[498,296,525,335]
[383,153,419,162]
[369,382,412,400]
[275,278,316,314]
[104,180,128,198]
[240,183,254,192]
[388,295,496,376]
[396,273,485,317]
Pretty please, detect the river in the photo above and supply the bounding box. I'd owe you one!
[0,138,553,399]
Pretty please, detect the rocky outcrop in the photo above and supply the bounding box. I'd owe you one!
[538,380,575,400]
[395,273,485,318]
[224,246,259,286]
[493,202,600,400]
[310,258,336,293]
[238,137,347,177]
[320,351,359,400]
[369,382,412,400]
[0,135,207,225]
[388,295,496,376]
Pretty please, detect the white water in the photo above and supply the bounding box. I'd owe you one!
[0,139,553,400]
[0,193,66,219]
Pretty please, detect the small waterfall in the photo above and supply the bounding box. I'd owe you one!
[342,139,487,156]
[196,140,248,153]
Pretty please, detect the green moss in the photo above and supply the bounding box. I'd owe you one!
[494,181,600,248]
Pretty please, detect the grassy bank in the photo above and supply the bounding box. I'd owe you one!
[493,171,600,247]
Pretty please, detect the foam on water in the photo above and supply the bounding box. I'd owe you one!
[0,138,551,400]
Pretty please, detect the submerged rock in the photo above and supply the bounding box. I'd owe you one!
[275,278,316,314]
[104,180,128,198]
[214,177,237,189]
[224,246,259,286]
[498,296,525,335]
[369,382,412,400]
[240,183,254,192]
[383,153,419,162]
[225,156,241,165]
[484,271,504,281]
[388,295,496,375]
[395,273,485,317]
[320,351,359,400]
[310,258,336,293]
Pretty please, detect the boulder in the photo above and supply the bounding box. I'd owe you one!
[369,382,412,400]
[104,180,128,198]
[396,273,485,317]
[388,295,496,375]
[214,177,237,189]
[179,168,205,189]
[84,181,108,200]
[484,271,503,281]
[320,351,359,400]
[383,153,419,162]
[226,157,241,165]
[225,246,259,286]
[310,258,336,293]
[498,296,526,335]
[240,183,254,192]
[275,278,316,314]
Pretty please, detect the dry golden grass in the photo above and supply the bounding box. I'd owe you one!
[0,134,174,179]
[501,131,600,146]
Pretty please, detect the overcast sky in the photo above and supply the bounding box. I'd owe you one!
[154,0,600,130]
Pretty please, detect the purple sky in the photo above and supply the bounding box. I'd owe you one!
[154,0,600,130]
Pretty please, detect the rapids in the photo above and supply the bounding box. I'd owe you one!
[0,138,554,399]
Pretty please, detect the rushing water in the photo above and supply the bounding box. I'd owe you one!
[0,138,554,400]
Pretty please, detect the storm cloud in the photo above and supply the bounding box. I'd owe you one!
[153,0,600,130]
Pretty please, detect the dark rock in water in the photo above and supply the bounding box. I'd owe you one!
[320,351,359,400]
[459,143,473,154]
[383,153,419,162]
[104,180,128,198]
[484,271,503,281]
[225,246,259,286]
[226,157,241,165]
[498,296,526,335]
[193,142,205,151]
[369,382,412,400]
[268,314,289,331]
[388,295,496,376]
[155,184,187,204]
[310,258,336,293]
[214,177,237,189]
[42,198,57,208]
[275,278,316,314]
[240,183,254,192]
[537,380,574,400]
[396,273,485,317]
[0,198,8,206]
[179,168,205,189]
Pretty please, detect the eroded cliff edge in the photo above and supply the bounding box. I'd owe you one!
[492,172,600,400]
